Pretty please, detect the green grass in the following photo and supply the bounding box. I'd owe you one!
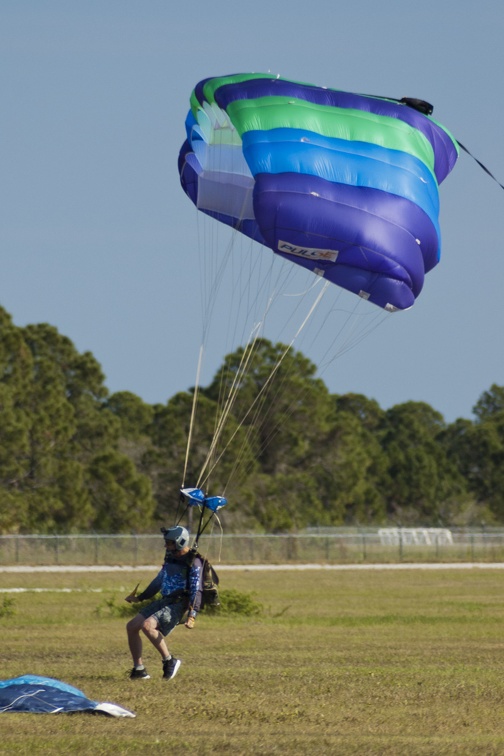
[1,569,504,754]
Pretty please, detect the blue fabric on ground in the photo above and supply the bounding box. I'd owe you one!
[0,676,135,717]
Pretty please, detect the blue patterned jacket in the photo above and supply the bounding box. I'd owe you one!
[137,551,204,612]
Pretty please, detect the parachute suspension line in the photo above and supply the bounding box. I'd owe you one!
[217,286,388,491]
[187,176,257,490]
[195,322,264,489]
[318,302,389,372]
[198,280,330,492]
[210,281,330,490]
[212,511,225,563]
[272,275,330,354]
[198,272,290,492]
[0,688,43,714]
[457,141,504,191]
[195,237,298,491]
[283,280,387,377]
[193,498,207,549]
[189,153,260,485]
[189,163,290,497]
[198,223,239,343]
[192,506,225,564]
[208,241,274,438]
[308,292,387,371]
[196,122,256,341]
[182,344,205,488]
[194,185,255,345]
[198,241,262,485]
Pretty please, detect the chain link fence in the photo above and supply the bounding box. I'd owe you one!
[1,528,504,566]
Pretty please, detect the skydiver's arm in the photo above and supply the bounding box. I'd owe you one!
[187,557,204,614]
[135,570,163,602]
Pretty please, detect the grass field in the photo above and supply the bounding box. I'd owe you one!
[1,567,504,754]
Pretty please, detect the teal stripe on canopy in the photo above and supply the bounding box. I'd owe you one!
[242,128,440,235]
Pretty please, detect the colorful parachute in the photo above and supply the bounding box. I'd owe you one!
[178,73,459,311]
[0,675,135,717]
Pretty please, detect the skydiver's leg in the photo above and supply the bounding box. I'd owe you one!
[141,616,170,659]
[126,613,148,667]
[126,613,169,666]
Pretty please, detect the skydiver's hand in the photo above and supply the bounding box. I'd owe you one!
[125,583,140,603]
[185,616,195,629]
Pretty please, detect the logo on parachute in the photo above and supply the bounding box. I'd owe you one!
[277,241,338,262]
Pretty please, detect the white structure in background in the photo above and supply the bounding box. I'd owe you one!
[378,528,453,546]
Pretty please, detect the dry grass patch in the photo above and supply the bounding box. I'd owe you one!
[1,568,504,754]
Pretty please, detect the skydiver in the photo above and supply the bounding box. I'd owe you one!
[125,525,204,680]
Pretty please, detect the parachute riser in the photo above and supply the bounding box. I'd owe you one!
[193,509,218,550]
[193,502,207,550]
[179,487,228,549]
[174,491,193,531]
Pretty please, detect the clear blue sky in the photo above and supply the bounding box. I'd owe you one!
[1,1,503,423]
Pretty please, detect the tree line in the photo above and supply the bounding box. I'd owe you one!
[1,304,503,534]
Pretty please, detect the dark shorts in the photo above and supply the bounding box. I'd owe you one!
[139,597,187,637]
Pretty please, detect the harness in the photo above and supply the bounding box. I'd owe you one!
[184,549,220,610]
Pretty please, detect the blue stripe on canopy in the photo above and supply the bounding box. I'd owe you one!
[242,128,440,237]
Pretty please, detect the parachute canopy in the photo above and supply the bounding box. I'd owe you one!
[179,73,459,311]
[0,675,135,717]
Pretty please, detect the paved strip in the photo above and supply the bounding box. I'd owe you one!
[0,587,104,593]
[0,562,503,573]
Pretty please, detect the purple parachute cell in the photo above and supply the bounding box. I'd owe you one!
[179,73,459,311]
